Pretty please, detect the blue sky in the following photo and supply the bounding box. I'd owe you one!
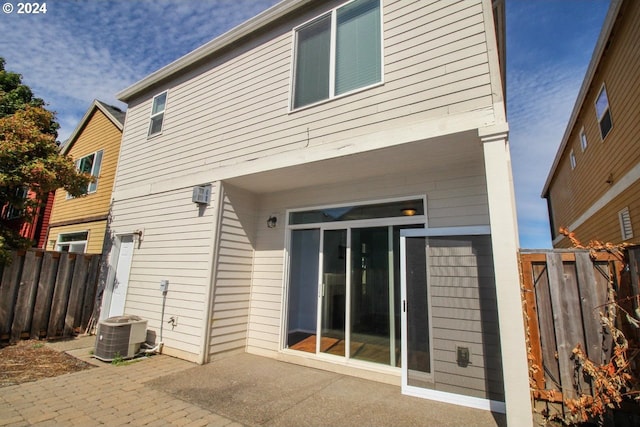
[0,0,610,248]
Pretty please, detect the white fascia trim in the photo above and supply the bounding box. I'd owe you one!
[402,385,506,413]
[117,0,313,102]
[553,160,640,245]
[541,0,623,196]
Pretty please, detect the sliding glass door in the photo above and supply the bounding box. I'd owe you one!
[320,229,347,356]
[350,227,392,364]
[285,198,425,367]
[402,235,431,387]
[286,229,320,352]
[400,227,495,400]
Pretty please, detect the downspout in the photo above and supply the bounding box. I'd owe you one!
[199,181,225,364]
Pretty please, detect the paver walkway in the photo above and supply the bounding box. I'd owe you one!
[0,353,240,427]
[0,337,506,426]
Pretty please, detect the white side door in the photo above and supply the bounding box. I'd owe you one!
[108,235,134,318]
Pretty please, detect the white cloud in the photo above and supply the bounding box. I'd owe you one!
[1,0,610,250]
[508,61,588,247]
[0,0,278,142]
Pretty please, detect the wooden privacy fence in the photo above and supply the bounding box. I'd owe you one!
[520,248,640,415]
[0,249,101,343]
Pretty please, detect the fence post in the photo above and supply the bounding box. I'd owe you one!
[10,251,44,342]
[0,251,26,340]
[64,254,90,336]
[47,253,76,339]
[547,252,585,400]
[520,254,545,391]
[80,255,100,332]
[31,251,60,339]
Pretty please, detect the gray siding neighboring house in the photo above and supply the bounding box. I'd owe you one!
[101,0,531,424]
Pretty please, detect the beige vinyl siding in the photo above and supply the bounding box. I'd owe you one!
[209,184,257,355]
[109,186,217,357]
[47,220,107,254]
[428,235,503,400]
[547,0,640,242]
[50,109,121,223]
[115,0,494,191]
[247,162,490,354]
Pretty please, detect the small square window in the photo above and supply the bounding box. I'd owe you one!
[148,91,167,136]
[595,84,612,140]
[570,149,576,170]
[618,207,633,240]
[580,128,587,151]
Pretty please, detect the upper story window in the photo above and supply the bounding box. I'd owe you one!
[148,91,167,136]
[595,84,612,140]
[570,149,576,170]
[580,127,587,151]
[68,150,103,198]
[291,0,382,110]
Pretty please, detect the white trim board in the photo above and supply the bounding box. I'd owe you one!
[402,386,506,414]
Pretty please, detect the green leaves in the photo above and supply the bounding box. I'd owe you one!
[0,58,92,263]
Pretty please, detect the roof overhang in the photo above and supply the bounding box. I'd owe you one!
[116,0,312,103]
[541,0,623,197]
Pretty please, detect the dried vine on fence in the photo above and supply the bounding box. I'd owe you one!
[557,228,639,425]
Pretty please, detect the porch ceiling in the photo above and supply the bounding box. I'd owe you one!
[226,130,482,194]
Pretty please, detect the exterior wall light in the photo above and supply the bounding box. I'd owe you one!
[267,216,277,228]
[133,228,144,248]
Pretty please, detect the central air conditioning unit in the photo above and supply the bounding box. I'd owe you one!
[94,315,148,362]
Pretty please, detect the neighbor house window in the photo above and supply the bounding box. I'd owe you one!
[570,149,576,170]
[69,150,103,198]
[4,187,28,219]
[148,91,167,136]
[619,207,633,240]
[56,231,88,253]
[580,128,587,151]
[292,0,382,109]
[595,84,612,140]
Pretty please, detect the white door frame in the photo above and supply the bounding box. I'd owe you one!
[101,233,135,320]
[399,225,506,413]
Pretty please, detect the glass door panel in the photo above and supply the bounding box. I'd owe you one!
[321,229,347,356]
[350,227,390,364]
[286,229,320,352]
[404,236,431,387]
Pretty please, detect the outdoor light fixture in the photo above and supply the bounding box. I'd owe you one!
[401,208,417,216]
[133,228,144,248]
[267,215,277,228]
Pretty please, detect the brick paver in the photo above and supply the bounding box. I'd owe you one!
[0,355,242,427]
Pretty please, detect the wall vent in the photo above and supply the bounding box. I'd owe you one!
[192,184,211,205]
[619,207,633,240]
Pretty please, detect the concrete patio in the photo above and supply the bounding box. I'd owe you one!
[0,337,507,426]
